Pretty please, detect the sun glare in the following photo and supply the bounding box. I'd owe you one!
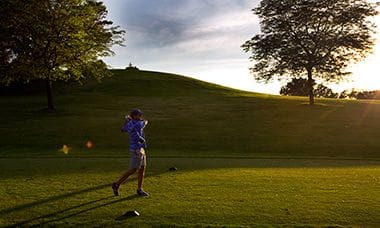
[333,8,380,92]
[197,13,380,95]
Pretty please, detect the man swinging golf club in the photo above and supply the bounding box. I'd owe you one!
[112,108,149,197]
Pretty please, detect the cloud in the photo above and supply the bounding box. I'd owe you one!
[103,0,259,63]
[102,1,380,93]
[102,0,281,93]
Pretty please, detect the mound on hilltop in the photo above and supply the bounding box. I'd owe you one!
[125,62,140,72]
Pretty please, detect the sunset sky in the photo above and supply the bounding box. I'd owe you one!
[102,0,380,94]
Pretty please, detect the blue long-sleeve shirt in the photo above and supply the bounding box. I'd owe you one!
[121,119,147,151]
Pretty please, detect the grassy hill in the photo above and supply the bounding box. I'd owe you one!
[0,70,379,227]
[1,69,380,159]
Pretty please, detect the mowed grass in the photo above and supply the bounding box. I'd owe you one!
[0,70,380,227]
[1,158,379,227]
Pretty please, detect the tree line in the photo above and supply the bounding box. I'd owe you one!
[339,89,380,100]
[280,78,380,100]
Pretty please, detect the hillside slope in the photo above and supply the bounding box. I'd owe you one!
[1,69,380,159]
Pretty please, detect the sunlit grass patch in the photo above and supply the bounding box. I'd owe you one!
[0,158,379,227]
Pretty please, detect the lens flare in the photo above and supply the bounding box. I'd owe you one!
[60,145,71,154]
[86,140,93,149]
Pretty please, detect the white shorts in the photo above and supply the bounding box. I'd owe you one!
[130,148,146,169]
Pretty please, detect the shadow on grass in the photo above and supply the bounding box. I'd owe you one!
[8,196,113,227]
[7,194,140,227]
[0,183,111,216]
[2,171,166,227]
[31,194,139,227]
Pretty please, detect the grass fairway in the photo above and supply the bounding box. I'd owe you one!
[1,70,380,227]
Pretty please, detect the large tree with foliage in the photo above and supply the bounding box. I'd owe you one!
[242,0,378,105]
[0,0,125,109]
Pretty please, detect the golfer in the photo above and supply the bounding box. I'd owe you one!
[112,108,149,196]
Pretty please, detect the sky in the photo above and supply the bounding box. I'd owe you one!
[102,0,380,94]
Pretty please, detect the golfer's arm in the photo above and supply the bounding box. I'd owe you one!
[121,119,129,132]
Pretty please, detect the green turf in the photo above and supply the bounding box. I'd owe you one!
[1,70,379,227]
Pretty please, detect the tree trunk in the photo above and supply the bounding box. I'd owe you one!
[306,68,315,105]
[45,78,54,110]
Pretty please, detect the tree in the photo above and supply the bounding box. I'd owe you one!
[0,0,125,109]
[314,84,338,99]
[242,0,378,105]
[280,78,310,97]
[280,78,338,98]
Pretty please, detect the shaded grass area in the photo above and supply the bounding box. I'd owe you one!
[0,158,379,227]
[1,70,380,159]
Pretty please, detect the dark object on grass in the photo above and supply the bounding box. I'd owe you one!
[115,210,140,221]
[169,166,178,172]
[124,210,140,217]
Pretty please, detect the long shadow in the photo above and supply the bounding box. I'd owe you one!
[31,194,139,227]
[8,196,114,227]
[1,173,165,216]
[0,183,110,215]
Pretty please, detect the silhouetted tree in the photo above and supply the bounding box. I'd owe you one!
[339,90,350,99]
[0,0,125,109]
[280,78,310,97]
[314,85,338,99]
[242,0,378,105]
[280,78,338,98]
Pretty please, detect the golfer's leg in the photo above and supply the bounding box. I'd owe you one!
[116,168,137,186]
[137,166,145,190]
